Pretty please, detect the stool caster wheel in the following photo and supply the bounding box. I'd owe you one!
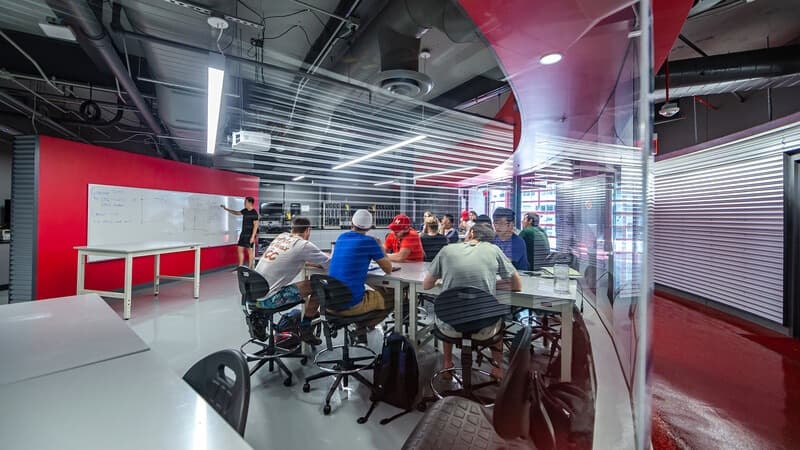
[300,357,308,365]
[302,383,311,393]
[417,402,427,412]
[283,377,293,387]
[357,417,367,424]
[323,404,331,415]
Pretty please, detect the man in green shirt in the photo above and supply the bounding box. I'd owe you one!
[519,213,550,270]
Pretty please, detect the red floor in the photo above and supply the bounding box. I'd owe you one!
[651,293,800,449]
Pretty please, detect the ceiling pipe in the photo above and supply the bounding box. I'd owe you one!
[0,91,87,142]
[655,45,800,89]
[45,0,179,161]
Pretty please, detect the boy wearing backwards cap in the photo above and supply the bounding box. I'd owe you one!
[327,210,395,339]
[383,213,425,262]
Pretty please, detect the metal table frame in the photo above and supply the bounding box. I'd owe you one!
[75,242,202,319]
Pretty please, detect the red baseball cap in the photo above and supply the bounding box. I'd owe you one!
[460,210,469,221]
[388,214,412,232]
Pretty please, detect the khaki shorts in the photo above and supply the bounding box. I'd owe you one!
[335,287,394,316]
[435,317,503,341]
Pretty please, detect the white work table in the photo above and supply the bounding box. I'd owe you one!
[0,294,149,385]
[75,241,202,319]
[0,351,252,450]
[304,262,578,382]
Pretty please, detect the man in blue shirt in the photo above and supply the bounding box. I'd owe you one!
[491,207,529,271]
[328,209,394,333]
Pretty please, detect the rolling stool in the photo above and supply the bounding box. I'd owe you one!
[237,267,307,386]
[302,274,385,415]
[417,287,510,410]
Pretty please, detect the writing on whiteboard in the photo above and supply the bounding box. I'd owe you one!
[87,184,246,261]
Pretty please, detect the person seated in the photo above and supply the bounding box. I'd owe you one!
[383,213,424,262]
[423,223,522,380]
[519,212,551,270]
[441,213,459,243]
[328,209,395,342]
[254,217,330,345]
[420,217,449,262]
[490,207,529,271]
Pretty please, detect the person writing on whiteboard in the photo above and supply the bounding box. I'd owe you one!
[254,217,330,345]
[220,197,259,268]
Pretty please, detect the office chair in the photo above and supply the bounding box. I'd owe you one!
[403,327,537,450]
[302,274,386,415]
[183,349,250,436]
[417,287,510,410]
[237,266,307,387]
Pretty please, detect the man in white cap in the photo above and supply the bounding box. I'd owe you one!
[328,209,394,343]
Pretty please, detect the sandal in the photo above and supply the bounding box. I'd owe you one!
[441,362,455,381]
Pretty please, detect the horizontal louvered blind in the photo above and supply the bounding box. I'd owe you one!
[654,121,800,323]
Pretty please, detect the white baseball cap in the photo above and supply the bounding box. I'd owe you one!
[351,209,373,229]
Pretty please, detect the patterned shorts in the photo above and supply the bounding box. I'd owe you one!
[254,285,302,310]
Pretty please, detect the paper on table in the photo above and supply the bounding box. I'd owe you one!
[540,266,582,278]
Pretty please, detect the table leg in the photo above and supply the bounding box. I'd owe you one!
[76,250,85,294]
[560,303,574,383]
[123,255,133,320]
[153,254,160,296]
[393,281,403,334]
[193,247,201,299]
[408,282,417,344]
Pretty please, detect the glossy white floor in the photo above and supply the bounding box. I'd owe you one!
[112,269,442,450]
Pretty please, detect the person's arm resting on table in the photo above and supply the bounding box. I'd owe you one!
[422,252,443,290]
[376,256,393,275]
[387,247,410,262]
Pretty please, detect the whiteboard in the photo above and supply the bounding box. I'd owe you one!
[87,184,246,261]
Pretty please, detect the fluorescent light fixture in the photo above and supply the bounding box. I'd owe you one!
[539,53,563,65]
[333,135,426,170]
[374,179,397,186]
[292,175,305,181]
[207,53,225,154]
[414,165,477,180]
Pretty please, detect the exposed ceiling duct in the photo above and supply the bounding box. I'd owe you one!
[653,45,800,101]
[337,0,479,99]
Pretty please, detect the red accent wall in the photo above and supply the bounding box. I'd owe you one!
[35,136,259,300]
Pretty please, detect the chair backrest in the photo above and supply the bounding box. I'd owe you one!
[433,287,510,333]
[530,372,558,450]
[182,349,250,436]
[493,326,533,440]
[236,266,270,306]
[310,274,353,311]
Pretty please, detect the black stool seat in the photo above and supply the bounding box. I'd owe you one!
[402,396,534,450]
[302,274,382,415]
[237,267,307,387]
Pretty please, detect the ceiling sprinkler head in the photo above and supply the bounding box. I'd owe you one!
[659,102,680,117]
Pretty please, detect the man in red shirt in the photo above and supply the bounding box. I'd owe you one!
[384,214,424,262]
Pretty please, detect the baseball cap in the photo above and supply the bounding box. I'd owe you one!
[475,214,492,225]
[460,210,469,221]
[351,209,373,229]
[388,214,412,232]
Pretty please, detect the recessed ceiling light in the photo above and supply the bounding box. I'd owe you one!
[539,53,563,65]
[292,175,305,181]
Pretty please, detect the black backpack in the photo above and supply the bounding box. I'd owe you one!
[357,332,419,425]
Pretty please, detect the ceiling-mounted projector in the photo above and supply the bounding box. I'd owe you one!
[658,102,680,118]
[232,130,271,151]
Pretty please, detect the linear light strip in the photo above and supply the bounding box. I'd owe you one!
[332,135,427,170]
[207,66,224,154]
[413,165,478,180]
[373,179,397,186]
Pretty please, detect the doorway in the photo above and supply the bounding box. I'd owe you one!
[784,150,800,338]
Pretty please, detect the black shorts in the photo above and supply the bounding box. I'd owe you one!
[237,235,253,248]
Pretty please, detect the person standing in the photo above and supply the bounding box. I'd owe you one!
[519,212,551,270]
[441,213,459,243]
[253,217,330,344]
[384,214,424,262]
[220,196,259,268]
[491,207,528,271]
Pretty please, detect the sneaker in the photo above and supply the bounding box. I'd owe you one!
[300,327,322,346]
